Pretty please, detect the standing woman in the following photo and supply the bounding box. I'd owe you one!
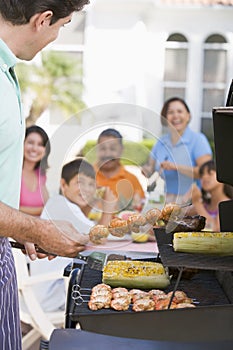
[20,125,51,216]
[143,97,212,204]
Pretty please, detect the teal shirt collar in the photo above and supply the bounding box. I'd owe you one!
[0,38,17,71]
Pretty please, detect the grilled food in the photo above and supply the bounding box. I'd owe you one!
[88,283,112,310]
[127,213,147,233]
[165,215,206,233]
[132,298,155,312]
[88,283,196,312]
[102,260,170,289]
[89,225,109,244]
[160,203,181,222]
[108,218,129,237]
[145,208,162,226]
[173,231,233,256]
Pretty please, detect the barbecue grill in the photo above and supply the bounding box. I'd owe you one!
[64,247,233,342]
[62,86,233,345]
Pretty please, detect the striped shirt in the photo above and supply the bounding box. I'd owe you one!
[0,38,25,349]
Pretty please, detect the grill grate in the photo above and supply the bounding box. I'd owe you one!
[68,261,230,320]
[154,228,233,271]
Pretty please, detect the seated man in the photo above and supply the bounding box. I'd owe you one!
[94,128,145,212]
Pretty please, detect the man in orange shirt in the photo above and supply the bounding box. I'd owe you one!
[95,128,145,212]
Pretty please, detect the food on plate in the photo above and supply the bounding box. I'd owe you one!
[165,215,206,233]
[173,231,233,255]
[102,260,170,289]
[145,208,162,226]
[160,202,182,222]
[127,213,147,233]
[89,225,109,244]
[118,210,135,221]
[108,217,130,237]
[88,283,112,310]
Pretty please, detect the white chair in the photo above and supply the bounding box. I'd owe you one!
[12,248,70,350]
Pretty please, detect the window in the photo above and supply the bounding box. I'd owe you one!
[163,33,188,101]
[201,34,228,140]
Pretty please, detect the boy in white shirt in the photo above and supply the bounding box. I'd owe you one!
[41,157,116,232]
[32,158,116,312]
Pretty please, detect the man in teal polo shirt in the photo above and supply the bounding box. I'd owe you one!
[0,1,89,349]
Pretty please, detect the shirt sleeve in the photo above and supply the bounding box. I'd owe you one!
[192,133,212,161]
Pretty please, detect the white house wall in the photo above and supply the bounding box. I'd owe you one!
[82,2,233,133]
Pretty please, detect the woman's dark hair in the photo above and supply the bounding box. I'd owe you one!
[199,160,233,203]
[0,0,89,25]
[61,157,95,184]
[25,125,50,173]
[160,97,190,126]
[97,128,123,145]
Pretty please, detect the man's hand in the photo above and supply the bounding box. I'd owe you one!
[14,219,90,260]
[24,242,56,261]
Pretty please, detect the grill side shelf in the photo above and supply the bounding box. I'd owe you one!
[154,228,233,271]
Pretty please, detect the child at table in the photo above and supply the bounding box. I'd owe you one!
[186,160,233,231]
[41,157,117,232]
[31,158,117,312]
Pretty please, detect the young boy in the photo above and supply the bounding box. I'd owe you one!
[41,157,117,233]
[32,158,116,312]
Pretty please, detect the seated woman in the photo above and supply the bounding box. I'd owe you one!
[20,125,50,216]
[186,160,233,231]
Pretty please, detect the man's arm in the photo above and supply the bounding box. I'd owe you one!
[0,201,89,259]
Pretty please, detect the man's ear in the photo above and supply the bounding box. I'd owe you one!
[30,11,53,31]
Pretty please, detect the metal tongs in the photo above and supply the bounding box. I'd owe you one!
[9,241,129,271]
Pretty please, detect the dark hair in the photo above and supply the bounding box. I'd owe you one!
[61,157,95,184]
[97,128,123,145]
[0,0,89,25]
[25,125,50,173]
[199,160,233,203]
[160,97,190,126]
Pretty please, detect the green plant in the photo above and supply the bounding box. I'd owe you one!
[16,51,86,126]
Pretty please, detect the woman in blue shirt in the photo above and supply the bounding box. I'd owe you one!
[143,97,212,204]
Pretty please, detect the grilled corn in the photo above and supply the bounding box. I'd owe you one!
[173,231,233,256]
[102,260,170,289]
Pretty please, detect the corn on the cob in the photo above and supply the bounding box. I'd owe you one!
[173,232,233,256]
[102,260,170,289]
